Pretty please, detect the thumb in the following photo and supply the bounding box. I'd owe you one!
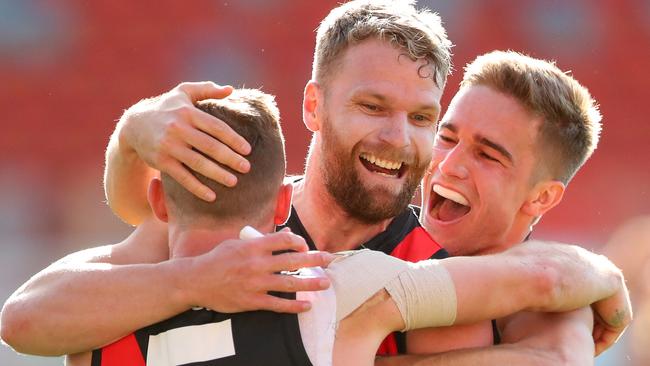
[176,81,234,102]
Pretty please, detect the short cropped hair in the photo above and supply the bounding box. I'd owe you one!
[313,0,453,89]
[161,89,286,226]
[461,51,602,184]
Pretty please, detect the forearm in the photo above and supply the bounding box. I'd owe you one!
[440,252,552,325]
[1,259,190,356]
[376,310,595,366]
[376,344,562,366]
[104,111,157,226]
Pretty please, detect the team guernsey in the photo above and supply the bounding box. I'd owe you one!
[282,205,449,355]
[91,292,311,366]
[92,205,447,365]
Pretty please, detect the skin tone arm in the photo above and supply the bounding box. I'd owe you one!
[376,308,595,366]
[0,223,334,356]
[105,82,251,225]
[336,241,631,366]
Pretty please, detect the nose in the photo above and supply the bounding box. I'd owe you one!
[435,145,469,180]
[378,113,410,149]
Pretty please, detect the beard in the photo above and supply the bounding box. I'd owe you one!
[319,115,429,224]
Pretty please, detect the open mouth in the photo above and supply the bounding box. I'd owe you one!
[359,152,408,178]
[429,184,471,222]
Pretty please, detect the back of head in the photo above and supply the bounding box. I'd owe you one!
[161,89,286,228]
[313,0,453,89]
[461,50,602,184]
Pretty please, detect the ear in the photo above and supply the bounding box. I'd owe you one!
[303,80,322,132]
[147,178,169,223]
[274,183,293,225]
[521,180,565,218]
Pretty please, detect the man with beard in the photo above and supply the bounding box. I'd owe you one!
[0,0,630,364]
[3,0,468,358]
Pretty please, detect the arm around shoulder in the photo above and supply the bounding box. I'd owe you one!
[0,219,173,355]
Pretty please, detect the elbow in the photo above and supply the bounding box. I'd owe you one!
[1,300,27,353]
[1,300,52,356]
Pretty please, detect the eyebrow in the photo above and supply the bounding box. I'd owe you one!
[439,121,514,163]
[478,137,513,163]
[354,91,440,114]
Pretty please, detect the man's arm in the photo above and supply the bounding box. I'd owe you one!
[364,241,630,365]
[0,226,333,356]
[105,81,252,225]
[377,308,595,366]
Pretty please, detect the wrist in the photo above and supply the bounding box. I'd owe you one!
[159,257,197,310]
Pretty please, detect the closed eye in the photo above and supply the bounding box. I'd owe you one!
[360,103,382,113]
[480,152,500,163]
[437,135,455,143]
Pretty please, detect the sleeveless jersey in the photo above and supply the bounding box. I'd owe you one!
[281,204,449,355]
[91,292,312,366]
[93,205,449,363]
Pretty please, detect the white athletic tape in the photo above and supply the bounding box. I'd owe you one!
[385,260,457,330]
[326,250,457,330]
[239,225,264,239]
[325,250,410,322]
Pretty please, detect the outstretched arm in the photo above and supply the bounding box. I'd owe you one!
[357,241,630,365]
[105,82,252,225]
[0,227,333,356]
[446,241,630,328]
[377,307,595,366]
[373,241,629,332]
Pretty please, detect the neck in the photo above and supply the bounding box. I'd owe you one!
[472,219,533,256]
[292,152,394,253]
[168,221,274,258]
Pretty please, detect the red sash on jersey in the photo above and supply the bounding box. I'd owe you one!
[98,333,145,366]
[376,227,444,356]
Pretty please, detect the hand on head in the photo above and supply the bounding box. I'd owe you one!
[120,81,252,202]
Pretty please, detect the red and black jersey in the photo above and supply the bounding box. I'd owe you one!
[91,292,312,366]
[281,204,449,355]
[94,204,448,364]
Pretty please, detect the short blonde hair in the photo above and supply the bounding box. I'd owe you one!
[462,51,602,184]
[313,0,452,89]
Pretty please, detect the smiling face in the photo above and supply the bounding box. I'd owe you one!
[307,38,443,223]
[421,85,545,255]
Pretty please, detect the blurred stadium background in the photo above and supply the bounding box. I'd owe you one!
[1,1,648,365]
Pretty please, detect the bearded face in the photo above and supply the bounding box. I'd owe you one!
[319,112,429,223]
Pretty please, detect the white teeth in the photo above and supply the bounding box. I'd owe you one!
[360,153,403,171]
[433,184,469,206]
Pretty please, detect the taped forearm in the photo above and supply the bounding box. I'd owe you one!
[385,261,457,330]
[325,250,457,330]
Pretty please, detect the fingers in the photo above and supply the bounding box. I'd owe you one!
[266,251,336,272]
[176,81,234,103]
[164,160,216,202]
[252,293,312,314]
[176,120,250,175]
[191,108,252,156]
[263,273,330,293]
[166,134,239,188]
[175,82,251,156]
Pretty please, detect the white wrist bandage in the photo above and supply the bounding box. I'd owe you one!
[325,250,457,331]
[385,260,457,331]
[326,250,410,322]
